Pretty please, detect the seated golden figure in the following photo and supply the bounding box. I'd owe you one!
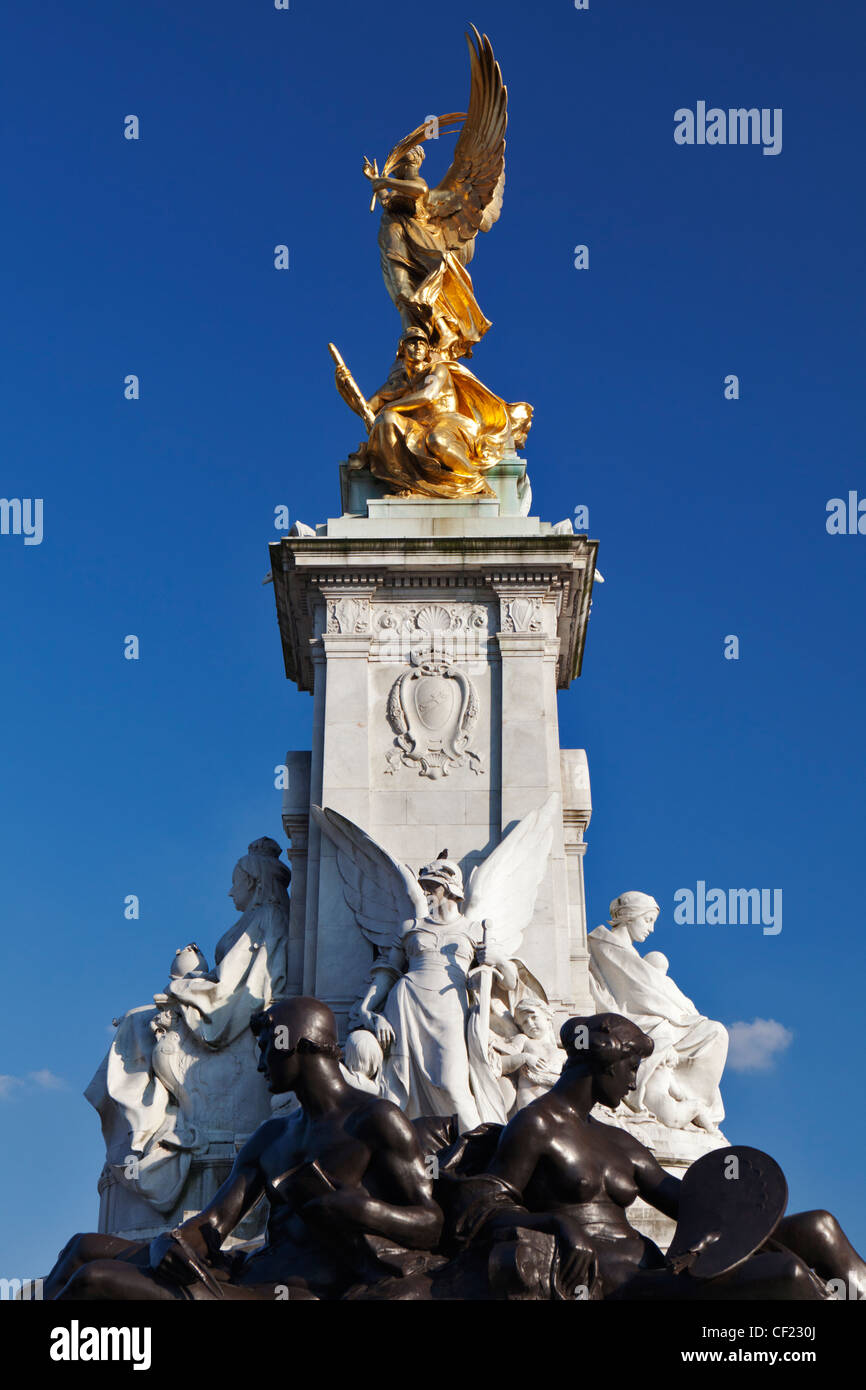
[335,328,532,500]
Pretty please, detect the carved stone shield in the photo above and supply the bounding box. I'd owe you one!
[412,674,457,731]
[385,653,483,780]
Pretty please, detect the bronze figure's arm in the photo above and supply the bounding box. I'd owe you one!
[302,1103,443,1251]
[369,173,427,201]
[149,1119,275,1284]
[632,1142,682,1220]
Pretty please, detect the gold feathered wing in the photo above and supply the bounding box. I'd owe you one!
[425,25,507,250]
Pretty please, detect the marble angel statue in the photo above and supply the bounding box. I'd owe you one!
[311,798,558,1131]
[363,25,507,361]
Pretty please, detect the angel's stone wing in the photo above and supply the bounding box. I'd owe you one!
[462,795,559,959]
[311,805,426,953]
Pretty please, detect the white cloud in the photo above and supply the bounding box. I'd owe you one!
[0,1070,66,1099]
[28,1069,66,1091]
[726,1018,794,1072]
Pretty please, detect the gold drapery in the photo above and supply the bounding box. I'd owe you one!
[360,361,532,499]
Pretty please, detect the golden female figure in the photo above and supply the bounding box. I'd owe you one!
[364,26,506,361]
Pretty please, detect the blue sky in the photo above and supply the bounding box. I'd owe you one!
[1,0,864,1274]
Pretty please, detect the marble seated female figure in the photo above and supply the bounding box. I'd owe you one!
[589,892,728,1134]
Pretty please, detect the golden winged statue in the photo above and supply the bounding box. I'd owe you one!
[332,26,531,500]
[363,25,507,362]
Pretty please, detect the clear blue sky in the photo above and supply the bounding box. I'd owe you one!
[1,0,864,1276]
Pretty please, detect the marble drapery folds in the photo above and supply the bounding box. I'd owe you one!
[588,925,728,1133]
[86,842,290,1215]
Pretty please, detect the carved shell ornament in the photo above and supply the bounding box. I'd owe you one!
[415,603,459,634]
[374,602,487,637]
[386,650,483,780]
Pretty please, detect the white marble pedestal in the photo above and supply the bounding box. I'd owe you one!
[269,487,600,1031]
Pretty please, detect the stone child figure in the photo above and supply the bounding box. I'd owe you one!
[341,1028,384,1095]
[45,998,443,1301]
[493,996,564,1112]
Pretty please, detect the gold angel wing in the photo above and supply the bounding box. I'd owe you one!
[381,112,465,180]
[426,26,507,248]
[369,112,464,213]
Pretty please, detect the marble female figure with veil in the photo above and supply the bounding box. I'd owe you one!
[86,838,291,1217]
[312,798,558,1132]
[164,838,291,1046]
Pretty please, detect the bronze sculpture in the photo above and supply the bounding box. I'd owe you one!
[47,1003,866,1300]
[45,998,443,1300]
[336,327,531,500]
[445,1014,866,1300]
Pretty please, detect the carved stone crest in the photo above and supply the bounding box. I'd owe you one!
[385,651,484,779]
